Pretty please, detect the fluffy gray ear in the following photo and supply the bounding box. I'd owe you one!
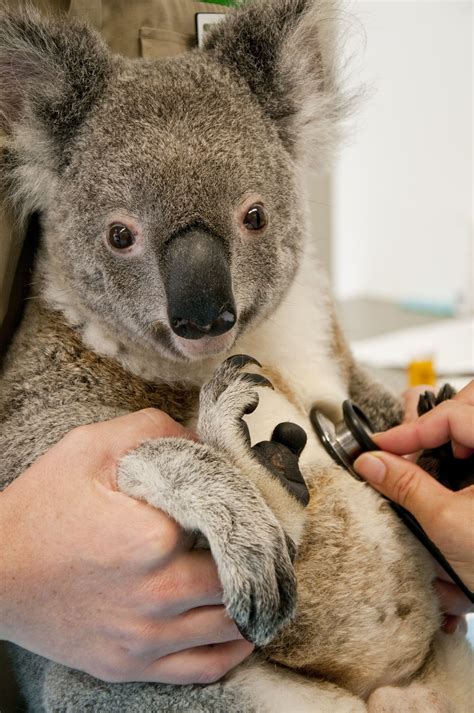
[205,0,353,170]
[0,7,110,169]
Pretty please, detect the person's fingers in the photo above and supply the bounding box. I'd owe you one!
[70,409,198,488]
[353,451,450,524]
[138,605,244,658]
[373,402,474,456]
[434,578,474,616]
[401,386,436,463]
[354,452,474,591]
[95,408,198,458]
[448,380,474,457]
[453,380,474,405]
[145,550,223,613]
[136,639,254,684]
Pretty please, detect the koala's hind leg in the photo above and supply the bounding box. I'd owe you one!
[368,632,474,713]
[227,657,367,713]
[367,684,454,713]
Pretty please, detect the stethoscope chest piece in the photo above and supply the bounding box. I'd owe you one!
[310,400,377,477]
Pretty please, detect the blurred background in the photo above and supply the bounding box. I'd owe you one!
[308,0,473,391]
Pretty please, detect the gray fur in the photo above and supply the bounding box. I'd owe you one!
[0,2,471,712]
[348,364,404,432]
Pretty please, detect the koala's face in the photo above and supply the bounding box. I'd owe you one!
[47,55,302,361]
[1,1,343,362]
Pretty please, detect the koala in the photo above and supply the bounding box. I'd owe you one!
[0,2,472,712]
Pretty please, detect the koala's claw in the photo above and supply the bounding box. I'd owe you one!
[418,390,436,416]
[417,383,456,416]
[241,372,274,390]
[436,382,456,404]
[224,353,262,369]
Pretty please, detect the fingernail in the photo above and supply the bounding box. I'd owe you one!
[354,453,387,484]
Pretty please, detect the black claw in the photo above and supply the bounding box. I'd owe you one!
[436,383,456,405]
[224,354,262,370]
[235,592,257,643]
[271,422,307,457]
[418,390,436,416]
[242,396,259,415]
[241,372,274,390]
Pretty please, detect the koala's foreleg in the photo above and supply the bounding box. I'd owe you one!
[197,354,309,544]
[118,438,296,646]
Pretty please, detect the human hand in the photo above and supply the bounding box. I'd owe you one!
[354,381,474,627]
[0,410,253,683]
[398,384,473,632]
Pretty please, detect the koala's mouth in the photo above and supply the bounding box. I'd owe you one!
[149,320,236,361]
[172,329,237,359]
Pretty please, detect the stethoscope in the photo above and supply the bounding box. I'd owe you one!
[310,401,474,604]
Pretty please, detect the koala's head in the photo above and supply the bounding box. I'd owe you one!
[0,0,347,362]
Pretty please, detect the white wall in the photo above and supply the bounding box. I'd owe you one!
[332,1,472,311]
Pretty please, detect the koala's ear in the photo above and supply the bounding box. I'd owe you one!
[0,7,110,159]
[205,0,353,170]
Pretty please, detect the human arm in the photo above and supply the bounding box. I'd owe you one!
[0,409,252,684]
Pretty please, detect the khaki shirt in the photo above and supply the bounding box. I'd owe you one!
[0,0,228,352]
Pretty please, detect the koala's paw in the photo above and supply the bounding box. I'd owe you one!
[198,354,273,454]
[199,354,310,508]
[417,384,474,491]
[367,684,454,713]
[417,383,456,416]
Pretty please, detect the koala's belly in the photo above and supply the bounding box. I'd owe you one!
[263,470,441,698]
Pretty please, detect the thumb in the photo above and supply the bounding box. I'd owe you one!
[354,451,449,527]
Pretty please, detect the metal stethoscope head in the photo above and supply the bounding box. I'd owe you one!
[310,400,378,477]
[310,400,474,603]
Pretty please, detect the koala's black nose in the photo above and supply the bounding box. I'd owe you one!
[171,305,236,340]
[163,227,237,341]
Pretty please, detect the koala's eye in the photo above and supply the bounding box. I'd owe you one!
[243,203,267,231]
[108,223,135,250]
